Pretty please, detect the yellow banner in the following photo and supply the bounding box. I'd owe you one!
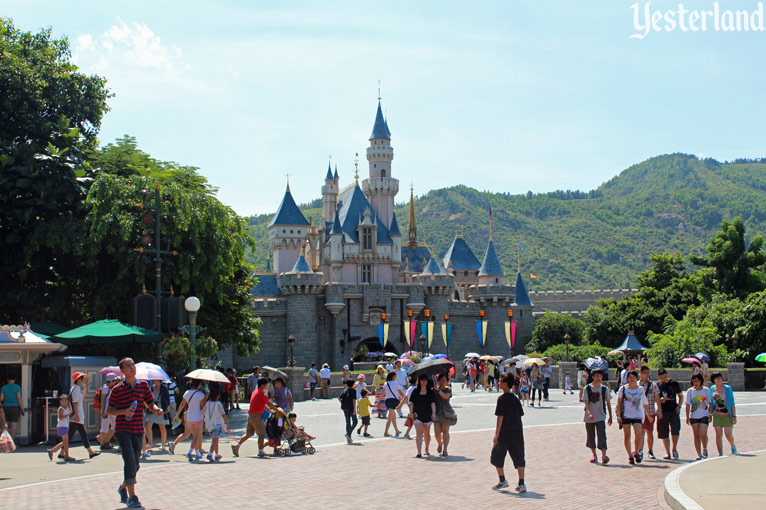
[504,321,511,348]
[427,321,434,349]
[383,322,390,347]
[441,323,448,347]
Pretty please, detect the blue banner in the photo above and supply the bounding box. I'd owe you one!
[446,323,452,346]
[421,321,428,339]
[378,323,384,346]
[476,320,484,346]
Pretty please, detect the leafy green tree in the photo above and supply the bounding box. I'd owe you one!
[526,312,585,353]
[0,18,110,323]
[645,317,728,368]
[689,217,766,300]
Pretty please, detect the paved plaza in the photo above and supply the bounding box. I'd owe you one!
[1,387,765,509]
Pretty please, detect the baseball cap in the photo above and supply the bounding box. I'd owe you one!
[71,371,87,382]
[343,365,349,370]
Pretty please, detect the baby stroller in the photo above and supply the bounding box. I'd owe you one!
[268,407,316,456]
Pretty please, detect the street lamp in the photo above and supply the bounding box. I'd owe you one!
[419,334,426,357]
[287,335,296,367]
[184,296,201,369]
[564,333,571,362]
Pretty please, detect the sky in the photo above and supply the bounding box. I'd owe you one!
[4,0,766,216]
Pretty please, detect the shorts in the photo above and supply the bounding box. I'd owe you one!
[361,415,371,426]
[212,424,223,438]
[713,414,734,428]
[520,388,528,394]
[622,417,643,425]
[100,414,116,434]
[4,406,21,422]
[187,419,203,429]
[490,430,525,469]
[414,419,433,426]
[585,421,607,450]
[657,412,681,439]
[690,416,709,425]
[246,413,266,437]
[310,382,317,393]
[57,426,69,437]
[642,414,656,431]
[385,398,400,410]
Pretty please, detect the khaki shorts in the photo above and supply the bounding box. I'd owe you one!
[99,414,116,434]
[246,413,266,436]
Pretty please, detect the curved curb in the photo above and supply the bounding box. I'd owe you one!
[663,449,766,510]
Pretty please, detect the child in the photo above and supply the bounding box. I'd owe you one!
[491,373,526,493]
[338,379,357,444]
[519,374,530,406]
[288,412,316,441]
[564,372,573,395]
[47,394,74,461]
[357,389,372,437]
[204,387,230,462]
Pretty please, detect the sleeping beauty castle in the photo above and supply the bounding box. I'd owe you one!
[240,98,539,370]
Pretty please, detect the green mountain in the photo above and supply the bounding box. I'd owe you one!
[245,153,766,290]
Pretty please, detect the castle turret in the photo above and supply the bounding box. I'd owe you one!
[478,239,505,286]
[321,161,339,223]
[407,185,417,250]
[389,212,402,276]
[268,182,310,275]
[362,100,398,228]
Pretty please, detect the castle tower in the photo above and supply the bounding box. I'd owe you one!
[478,238,505,286]
[362,100,398,228]
[268,182,310,275]
[407,185,417,250]
[321,162,339,223]
[389,212,402,277]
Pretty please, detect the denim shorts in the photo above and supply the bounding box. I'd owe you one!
[212,424,223,438]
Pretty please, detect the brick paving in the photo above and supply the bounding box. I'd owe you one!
[2,415,765,509]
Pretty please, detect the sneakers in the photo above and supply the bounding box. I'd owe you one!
[186,453,194,462]
[589,455,598,463]
[344,433,351,444]
[168,442,175,455]
[403,433,411,439]
[140,452,151,460]
[602,456,610,465]
[672,450,679,460]
[206,453,215,462]
[194,452,204,460]
[648,449,656,460]
[663,453,672,460]
[231,444,240,457]
[702,448,708,458]
[634,452,642,464]
[257,450,266,457]
[127,495,142,508]
[492,480,509,491]
[629,456,635,465]
[732,446,738,455]
[118,485,128,504]
[215,454,222,462]
[515,484,527,493]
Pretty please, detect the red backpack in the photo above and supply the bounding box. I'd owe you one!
[92,384,107,411]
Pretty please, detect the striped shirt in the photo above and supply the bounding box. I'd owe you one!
[640,379,660,415]
[109,380,155,434]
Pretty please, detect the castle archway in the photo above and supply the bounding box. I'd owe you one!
[353,337,399,359]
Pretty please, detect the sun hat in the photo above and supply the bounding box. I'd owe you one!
[105,374,118,382]
[357,374,366,380]
[71,371,87,382]
[343,365,349,370]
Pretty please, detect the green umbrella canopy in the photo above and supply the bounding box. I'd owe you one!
[53,319,162,346]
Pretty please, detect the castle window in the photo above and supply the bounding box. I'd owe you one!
[290,230,293,234]
[362,228,372,250]
[381,170,386,177]
[464,271,468,276]
[362,264,372,283]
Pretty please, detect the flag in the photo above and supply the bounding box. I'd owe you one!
[530,274,537,279]
[518,241,525,253]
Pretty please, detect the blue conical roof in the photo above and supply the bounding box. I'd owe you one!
[269,188,310,227]
[443,236,481,271]
[614,331,649,352]
[422,257,446,275]
[265,256,272,272]
[325,162,333,180]
[389,212,401,236]
[514,273,532,306]
[334,165,338,180]
[330,208,343,235]
[370,101,391,140]
[290,254,314,273]
[479,240,504,276]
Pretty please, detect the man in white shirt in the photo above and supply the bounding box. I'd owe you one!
[394,360,408,417]
[320,364,331,399]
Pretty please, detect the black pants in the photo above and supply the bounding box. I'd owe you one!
[68,422,91,449]
[531,388,542,402]
[490,430,525,469]
[116,431,142,486]
[543,378,550,399]
[344,412,358,437]
[221,390,230,411]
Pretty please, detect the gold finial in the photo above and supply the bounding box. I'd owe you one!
[285,173,291,192]
[354,153,359,185]
[141,283,147,294]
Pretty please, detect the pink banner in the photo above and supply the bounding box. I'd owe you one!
[410,321,418,347]
[511,321,517,348]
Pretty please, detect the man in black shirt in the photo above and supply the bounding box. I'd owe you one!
[491,373,526,493]
[656,368,683,460]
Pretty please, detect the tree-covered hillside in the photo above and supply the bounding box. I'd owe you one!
[246,154,766,291]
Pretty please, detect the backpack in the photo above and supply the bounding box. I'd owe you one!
[92,384,106,411]
[339,388,355,413]
[586,384,608,415]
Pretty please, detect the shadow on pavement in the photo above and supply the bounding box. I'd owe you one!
[428,455,473,462]
[500,490,545,499]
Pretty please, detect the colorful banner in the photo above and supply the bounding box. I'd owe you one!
[404,320,410,346]
[482,320,488,347]
[378,323,384,347]
[476,320,484,346]
[511,321,517,348]
[504,321,511,348]
[410,321,418,348]
[427,321,434,349]
[383,322,390,347]
[421,321,428,340]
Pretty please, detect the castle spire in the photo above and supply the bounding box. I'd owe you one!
[325,159,333,180]
[408,184,417,250]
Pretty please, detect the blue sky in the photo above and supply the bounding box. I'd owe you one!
[5,1,766,216]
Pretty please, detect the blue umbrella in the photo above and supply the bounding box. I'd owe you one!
[432,354,449,360]
[695,352,710,362]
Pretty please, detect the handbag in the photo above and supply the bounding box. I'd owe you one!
[385,383,400,408]
[0,430,16,453]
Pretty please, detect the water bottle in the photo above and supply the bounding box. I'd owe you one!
[126,400,138,421]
